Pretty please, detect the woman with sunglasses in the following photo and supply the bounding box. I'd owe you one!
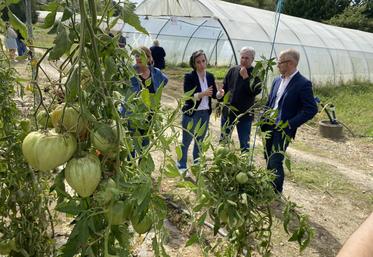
[177,50,224,173]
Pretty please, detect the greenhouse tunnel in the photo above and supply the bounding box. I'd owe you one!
[118,0,373,85]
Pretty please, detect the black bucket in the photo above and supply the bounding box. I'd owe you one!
[319,120,344,139]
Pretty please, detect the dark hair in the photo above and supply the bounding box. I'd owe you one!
[189,50,207,70]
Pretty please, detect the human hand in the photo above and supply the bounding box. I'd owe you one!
[202,86,213,97]
[218,87,225,97]
[239,66,249,79]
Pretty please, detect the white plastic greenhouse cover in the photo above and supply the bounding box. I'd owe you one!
[119,0,373,84]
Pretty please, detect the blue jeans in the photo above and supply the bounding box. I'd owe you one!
[220,110,252,152]
[178,110,210,169]
[264,129,290,193]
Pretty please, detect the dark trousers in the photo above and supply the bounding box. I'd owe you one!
[264,129,290,193]
[220,109,252,152]
[16,38,27,56]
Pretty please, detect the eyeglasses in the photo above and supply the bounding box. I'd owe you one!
[277,60,291,65]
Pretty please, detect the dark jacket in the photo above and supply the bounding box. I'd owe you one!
[182,70,217,116]
[150,45,166,69]
[265,71,318,138]
[219,66,261,119]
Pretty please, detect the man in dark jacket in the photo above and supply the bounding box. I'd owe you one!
[219,47,261,152]
[150,39,166,70]
[262,48,318,193]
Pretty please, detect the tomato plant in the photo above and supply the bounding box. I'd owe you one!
[0,43,54,256]
[1,1,314,256]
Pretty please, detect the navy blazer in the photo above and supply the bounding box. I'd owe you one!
[266,72,317,138]
[182,70,217,116]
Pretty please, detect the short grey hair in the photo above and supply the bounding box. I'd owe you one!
[280,49,300,64]
[153,39,160,46]
[240,47,255,60]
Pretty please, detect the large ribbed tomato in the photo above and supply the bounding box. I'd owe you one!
[51,104,87,134]
[22,130,77,172]
[65,154,102,198]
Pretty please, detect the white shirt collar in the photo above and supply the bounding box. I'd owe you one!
[281,69,299,81]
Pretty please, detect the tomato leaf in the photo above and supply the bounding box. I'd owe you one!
[49,25,72,60]
[186,119,194,131]
[175,145,182,161]
[43,10,57,29]
[139,154,155,174]
[65,67,79,102]
[133,179,151,206]
[164,163,180,178]
[185,233,199,247]
[47,22,59,34]
[61,6,73,22]
[140,89,151,108]
[8,10,27,39]
[285,158,291,171]
[121,2,148,35]
[104,56,116,82]
[55,200,82,215]
[197,212,207,226]
[50,170,70,201]
[223,91,231,104]
[176,181,197,190]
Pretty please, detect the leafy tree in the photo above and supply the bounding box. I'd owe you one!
[328,1,373,32]
[282,0,350,22]
[223,0,276,11]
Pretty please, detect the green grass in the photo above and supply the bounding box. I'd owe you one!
[313,81,373,137]
[287,160,373,209]
[32,24,56,49]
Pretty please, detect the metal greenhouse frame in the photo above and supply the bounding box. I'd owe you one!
[119,0,373,85]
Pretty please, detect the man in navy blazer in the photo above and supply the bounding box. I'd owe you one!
[262,49,318,193]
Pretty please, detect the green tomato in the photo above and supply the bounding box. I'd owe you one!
[51,104,87,134]
[20,119,31,132]
[97,178,116,205]
[22,130,77,172]
[106,201,126,225]
[131,214,152,234]
[65,154,102,197]
[236,172,249,184]
[37,110,53,128]
[91,123,117,153]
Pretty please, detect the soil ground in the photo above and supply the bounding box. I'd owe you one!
[10,60,373,257]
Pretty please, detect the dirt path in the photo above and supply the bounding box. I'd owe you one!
[287,147,373,192]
